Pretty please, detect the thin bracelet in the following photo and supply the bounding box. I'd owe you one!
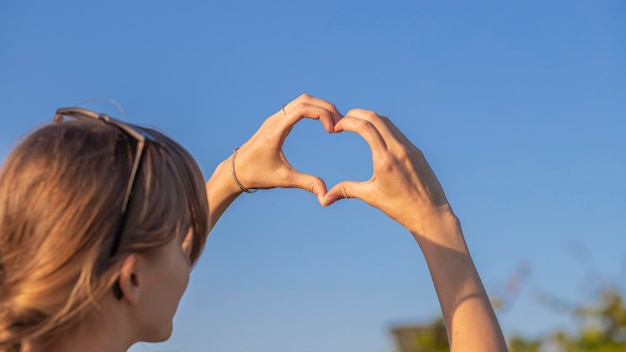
[230,147,257,194]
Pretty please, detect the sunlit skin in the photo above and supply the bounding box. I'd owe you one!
[20,94,506,352]
[205,94,508,352]
[21,230,194,352]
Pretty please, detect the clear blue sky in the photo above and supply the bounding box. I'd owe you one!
[1,1,625,351]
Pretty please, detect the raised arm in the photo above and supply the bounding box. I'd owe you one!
[322,109,508,352]
[205,94,342,231]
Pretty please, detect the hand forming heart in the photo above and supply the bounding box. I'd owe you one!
[207,95,505,352]
[229,94,341,205]
[232,94,453,237]
[208,95,506,352]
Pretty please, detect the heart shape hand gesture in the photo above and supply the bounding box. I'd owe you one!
[226,94,454,239]
[207,94,506,352]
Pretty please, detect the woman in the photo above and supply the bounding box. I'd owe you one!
[0,94,507,351]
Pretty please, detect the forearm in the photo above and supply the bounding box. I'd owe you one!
[205,156,243,232]
[318,108,506,350]
[410,214,508,352]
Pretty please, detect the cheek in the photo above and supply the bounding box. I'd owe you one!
[158,247,191,309]
[173,251,191,296]
[157,255,189,328]
[179,264,190,293]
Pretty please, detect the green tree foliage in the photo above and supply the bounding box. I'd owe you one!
[390,318,449,352]
[391,284,626,351]
[507,286,626,352]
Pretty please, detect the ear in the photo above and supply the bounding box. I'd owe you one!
[117,254,142,304]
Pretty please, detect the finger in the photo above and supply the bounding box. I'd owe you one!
[322,180,369,207]
[379,115,413,147]
[284,93,343,128]
[333,116,388,157]
[344,108,399,145]
[344,109,414,149]
[283,170,328,206]
[284,102,336,134]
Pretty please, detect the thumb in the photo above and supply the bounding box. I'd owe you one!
[323,180,368,207]
[286,170,328,205]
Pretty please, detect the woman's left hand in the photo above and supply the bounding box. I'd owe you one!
[231,94,342,204]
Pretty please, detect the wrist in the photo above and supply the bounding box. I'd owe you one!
[205,157,244,229]
[406,207,466,252]
[210,157,243,197]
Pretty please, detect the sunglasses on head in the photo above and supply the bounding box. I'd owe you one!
[54,107,156,258]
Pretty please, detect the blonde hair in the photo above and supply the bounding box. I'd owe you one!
[0,118,209,351]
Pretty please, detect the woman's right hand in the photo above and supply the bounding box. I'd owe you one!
[322,109,508,352]
[322,108,459,244]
